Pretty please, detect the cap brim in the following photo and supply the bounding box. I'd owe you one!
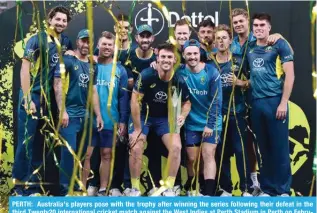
[78,36,89,39]
[138,30,153,35]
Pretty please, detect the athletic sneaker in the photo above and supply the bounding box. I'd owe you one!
[242,192,253,197]
[28,193,42,197]
[220,190,232,197]
[187,190,203,196]
[87,185,98,196]
[109,188,122,196]
[251,186,262,197]
[162,189,176,197]
[128,188,141,196]
[258,192,270,197]
[97,189,107,196]
[11,187,24,196]
[122,188,131,196]
[173,185,181,196]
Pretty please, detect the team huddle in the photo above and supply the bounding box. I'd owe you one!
[12,5,295,197]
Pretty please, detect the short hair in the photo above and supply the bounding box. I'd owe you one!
[252,13,271,24]
[231,8,249,19]
[174,18,191,31]
[100,31,116,41]
[157,43,175,55]
[215,24,232,39]
[48,6,71,22]
[117,13,129,22]
[197,19,215,31]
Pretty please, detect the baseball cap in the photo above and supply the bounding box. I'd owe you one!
[137,24,153,35]
[183,39,201,50]
[77,29,91,39]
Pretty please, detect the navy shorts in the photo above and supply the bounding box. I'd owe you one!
[185,129,221,147]
[91,129,114,148]
[128,116,170,137]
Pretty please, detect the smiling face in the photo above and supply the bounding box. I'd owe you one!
[253,18,271,40]
[183,46,200,69]
[135,31,154,51]
[174,24,191,46]
[232,14,249,35]
[48,12,68,34]
[77,37,90,56]
[157,49,176,73]
[98,37,114,58]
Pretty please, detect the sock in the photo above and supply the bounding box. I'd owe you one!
[184,176,195,191]
[165,176,176,189]
[199,174,205,193]
[131,178,140,190]
[99,188,106,192]
[205,179,216,196]
[250,172,259,187]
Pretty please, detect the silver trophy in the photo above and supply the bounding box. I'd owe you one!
[171,86,182,134]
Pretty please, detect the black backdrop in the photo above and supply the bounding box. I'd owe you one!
[0,1,315,196]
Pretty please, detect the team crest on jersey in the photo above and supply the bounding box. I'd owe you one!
[200,76,206,85]
[74,65,79,70]
[249,48,254,53]
[62,45,67,52]
[232,57,237,64]
[231,64,239,73]
[265,46,273,52]
[150,83,156,88]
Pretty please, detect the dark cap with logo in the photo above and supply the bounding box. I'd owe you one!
[77,29,91,39]
[183,39,201,50]
[137,24,153,35]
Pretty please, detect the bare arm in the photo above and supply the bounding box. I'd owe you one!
[21,59,31,102]
[281,61,295,105]
[53,77,64,111]
[276,61,295,120]
[93,86,103,131]
[131,90,144,132]
[93,86,102,117]
[181,100,191,118]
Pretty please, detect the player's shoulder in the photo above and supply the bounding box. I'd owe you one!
[63,54,77,63]
[248,40,257,48]
[141,67,156,76]
[26,32,44,45]
[61,33,71,43]
[205,63,220,80]
[273,38,291,49]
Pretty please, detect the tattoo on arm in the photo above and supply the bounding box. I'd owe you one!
[54,78,63,111]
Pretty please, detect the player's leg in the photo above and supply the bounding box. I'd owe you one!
[202,129,221,196]
[12,93,41,196]
[109,140,126,196]
[184,130,201,195]
[128,117,149,196]
[82,127,100,193]
[251,98,272,196]
[245,91,260,188]
[59,117,82,196]
[265,96,291,196]
[231,113,253,196]
[97,130,114,196]
[82,146,95,189]
[217,120,233,196]
[161,132,182,195]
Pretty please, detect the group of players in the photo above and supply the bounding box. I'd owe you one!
[12,5,295,197]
